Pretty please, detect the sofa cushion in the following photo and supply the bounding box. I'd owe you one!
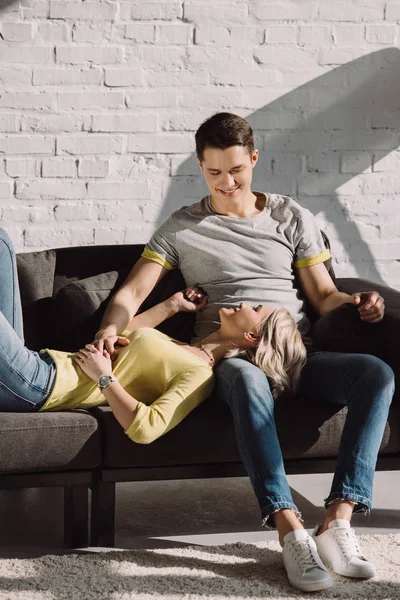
[49,269,129,351]
[0,410,101,474]
[91,399,400,469]
[16,250,56,350]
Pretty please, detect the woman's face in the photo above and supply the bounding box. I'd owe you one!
[219,302,274,338]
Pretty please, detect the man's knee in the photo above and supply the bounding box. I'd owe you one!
[352,354,395,400]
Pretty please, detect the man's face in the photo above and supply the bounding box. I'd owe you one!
[197,145,258,202]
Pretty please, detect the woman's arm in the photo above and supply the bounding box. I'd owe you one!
[125,286,207,332]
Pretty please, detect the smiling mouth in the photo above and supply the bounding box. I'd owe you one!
[218,187,239,195]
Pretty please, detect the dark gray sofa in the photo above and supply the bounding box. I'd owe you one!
[3,243,399,548]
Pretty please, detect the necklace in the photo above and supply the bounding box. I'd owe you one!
[197,343,215,366]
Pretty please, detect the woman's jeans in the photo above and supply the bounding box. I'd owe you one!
[215,351,394,529]
[0,228,55,411]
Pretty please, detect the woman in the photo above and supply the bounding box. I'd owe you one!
[0,228,306,446]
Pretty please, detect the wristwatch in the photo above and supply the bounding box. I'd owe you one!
[98,375,117,391]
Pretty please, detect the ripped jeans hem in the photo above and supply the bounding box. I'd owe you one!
[324,493,371,515]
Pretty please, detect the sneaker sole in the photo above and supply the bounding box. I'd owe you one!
[288,576,333,592]
[333,566,376,579]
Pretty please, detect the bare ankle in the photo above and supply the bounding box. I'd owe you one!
[273,509,304,547]
[320,499,355,534]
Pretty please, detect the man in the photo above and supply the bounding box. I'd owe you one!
[93,113,394,592]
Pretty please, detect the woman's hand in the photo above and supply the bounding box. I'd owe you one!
[73,344,113,382]
[169,285,208,313]
[93,335,129,360]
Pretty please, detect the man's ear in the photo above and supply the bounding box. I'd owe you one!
[197,157,203,171]
[243,331,259,346]
[251,149,259,168]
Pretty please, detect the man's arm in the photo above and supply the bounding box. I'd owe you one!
[94,257,169,354]
[296,262,385,323]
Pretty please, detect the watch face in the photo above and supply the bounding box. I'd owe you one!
[99,375,112,388]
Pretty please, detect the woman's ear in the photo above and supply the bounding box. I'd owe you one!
[243,331,259,347]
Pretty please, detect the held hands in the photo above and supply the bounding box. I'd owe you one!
[169,285,208,313]
[93,335,129,360]
[351,291,385,323]
[73,344,113,382]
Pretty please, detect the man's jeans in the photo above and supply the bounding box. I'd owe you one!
[215,351,394,529]
[0,228,55,411]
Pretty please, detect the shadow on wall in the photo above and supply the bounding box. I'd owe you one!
[159,48,400,285]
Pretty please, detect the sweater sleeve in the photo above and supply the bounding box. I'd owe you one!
[125,367,214,444]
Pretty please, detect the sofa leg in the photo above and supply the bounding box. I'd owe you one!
[63,484,89,548]
[90,481,116,547]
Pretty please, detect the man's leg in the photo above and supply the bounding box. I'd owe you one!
[300,351,394,577]
[215,357,333,592]
[0,228,24,341]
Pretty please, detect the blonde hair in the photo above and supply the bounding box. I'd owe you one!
[226,308,307,400]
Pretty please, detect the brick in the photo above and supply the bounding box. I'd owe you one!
[318,3,383,22]
[121,1,182,20]
[5,159,40,177]
[33,68,101,86]
[307,152,340,173]
[341,152,372,174]
[134,45,186,67]
[0,136,54,155]
[23,114,87,133]
[373,151,400,171]
[251,1,316,21]
[362,174,400,194]
[57,135,123,155]
[126,89,178,108]
[271,155,304,174]
[170,155,199,176]
[146,69,209,87]
[16,179,86,200]
[184,2,248,23]
[1,22,33,42]
[0,115,19,132]
[332,25,365,45]
[385,3,400,20]
[265,26,297,44]
[0,181,12,199]
[299,25,332,45]
[54,203,96,221]
[78,159,109,178]
[56,46,122,65]
[73,22,112,44]
[0,67,31,86]
[128,133,193,154]
[21,1,50,19]
[88,181,149,199]
[94,227,126,245]
[24,226,94,248]
[42,158,77,178]
[38,21,69,42]
[104,69,144,87]
[97,201,142,221]
[156,24,193,45]
[92,114,158,133]
[58,92,124,110]
[330,130,399,150]
[125,24,156,44]
[366,24,397,44]
[254,47,318,68]
[50,1,117,20]
[320,48,373,65]
[0,92,55,110]
[0,46,52,64]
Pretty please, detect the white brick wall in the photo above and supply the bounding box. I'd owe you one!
[1,0,400,289]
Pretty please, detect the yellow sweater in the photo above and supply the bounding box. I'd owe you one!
[39,328,214,444]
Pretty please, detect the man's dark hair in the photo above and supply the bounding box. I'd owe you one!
[195,112,254,162]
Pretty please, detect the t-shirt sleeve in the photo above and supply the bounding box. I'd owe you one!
[125,367,214,444]
[142,215,178,270]
[292,206,331,268]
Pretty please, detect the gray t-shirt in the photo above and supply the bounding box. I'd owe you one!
[143,192,331,340]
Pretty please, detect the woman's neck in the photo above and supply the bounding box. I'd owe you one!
[189,331,236,367]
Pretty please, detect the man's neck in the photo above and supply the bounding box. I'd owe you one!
[210,191,263,218]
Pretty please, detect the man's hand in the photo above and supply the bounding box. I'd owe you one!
[169,285,208,313]
[93,335,129,360]
[73,344,113,382]
[350,291,385,323]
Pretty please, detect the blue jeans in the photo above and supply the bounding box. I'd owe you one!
[215,350,394,529]
[0,228,56,411]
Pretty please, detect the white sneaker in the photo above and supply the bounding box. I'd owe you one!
[312,519,376,578]
[282,529,333,592]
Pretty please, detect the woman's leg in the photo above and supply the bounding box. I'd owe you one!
[0,228,55,411]
[0,228,24,341]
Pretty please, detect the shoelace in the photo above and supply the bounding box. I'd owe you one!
[291,539,320,573]
[331,527,364,560]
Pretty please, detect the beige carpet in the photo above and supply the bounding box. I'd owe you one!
[0,534,399,599]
